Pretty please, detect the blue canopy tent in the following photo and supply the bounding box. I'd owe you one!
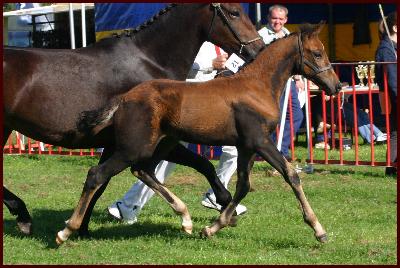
[95,3,249,37]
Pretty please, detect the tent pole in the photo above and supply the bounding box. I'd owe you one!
[69,3,76,49]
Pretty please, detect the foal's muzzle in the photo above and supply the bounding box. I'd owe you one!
[335,82,343,94]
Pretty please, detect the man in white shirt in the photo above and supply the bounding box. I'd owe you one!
[259,4,305,161]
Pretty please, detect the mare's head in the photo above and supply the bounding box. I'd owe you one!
[200,3,265,61]
[295,22,341,95]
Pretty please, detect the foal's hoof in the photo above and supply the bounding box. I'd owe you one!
[78,229,91,239]
[200,226,212,238]
[316,233,328,243]
[228,216,238,227]
[56,230,70,246]
[56,233,65,246]
[17,221,32,235]
[181,224,193,235]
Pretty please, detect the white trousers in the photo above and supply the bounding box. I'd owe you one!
[119,145,238,211]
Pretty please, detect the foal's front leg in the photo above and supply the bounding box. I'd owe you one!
[201,147,254,237]
[56,152,130,245]
[256,140,327,243]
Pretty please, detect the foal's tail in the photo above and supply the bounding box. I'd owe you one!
[77,99,121,135]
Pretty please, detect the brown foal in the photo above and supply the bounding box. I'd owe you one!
[58,23,341,244]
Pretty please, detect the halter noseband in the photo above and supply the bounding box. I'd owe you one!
[208,3,262,55]
[297,33,332,77]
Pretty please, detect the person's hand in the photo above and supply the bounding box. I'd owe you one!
[212,54,228,70]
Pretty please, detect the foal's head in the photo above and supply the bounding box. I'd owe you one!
[295,23,341,95]
[200,3,265,61]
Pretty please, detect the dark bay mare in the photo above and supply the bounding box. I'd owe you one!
[3,3,265,237]
[57,23,342,244]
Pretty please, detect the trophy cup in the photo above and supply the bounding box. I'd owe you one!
[362,65,369,86]
[355,64,365,86]
[369,63,375,86]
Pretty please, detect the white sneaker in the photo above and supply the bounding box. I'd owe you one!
[201,193,247,216]
[107,201,139,225]
[315,141,331,150]
[376,134,387,142]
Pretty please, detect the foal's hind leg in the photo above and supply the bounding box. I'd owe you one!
[56,152,130,245]
[78,146,115,237]
[256,140,327,243]
[3,127,32,235]
[164,143,232,210]
[201,147,254,237]
[130,138,193,233]
[131,166,193,234]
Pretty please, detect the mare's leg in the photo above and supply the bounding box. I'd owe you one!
[3,127,32,235]
[164,143,232,210]
[201,147,254,237]
[56,152,130,245]
[256,139,327,242]
[78,146,114,237]
[3,188,32,235]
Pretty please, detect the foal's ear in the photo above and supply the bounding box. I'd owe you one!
[314,21,326,35]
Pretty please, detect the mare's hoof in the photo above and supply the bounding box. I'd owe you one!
[316,233,328,243]
[181,224,193,235]
[17,221,32,235]
[200,226,212,238]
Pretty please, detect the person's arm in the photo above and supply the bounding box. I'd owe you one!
[381,46,397,96]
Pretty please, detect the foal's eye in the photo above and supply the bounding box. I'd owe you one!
[312,51,322,60]
[229,10,240,18]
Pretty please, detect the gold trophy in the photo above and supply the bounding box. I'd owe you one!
[355,64,365,86]
[369,62,375,86]
[362,65,369,86]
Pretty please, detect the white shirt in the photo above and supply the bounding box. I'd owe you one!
[258,24,290,46]
[186,41,226,82]
[258,24,306,108]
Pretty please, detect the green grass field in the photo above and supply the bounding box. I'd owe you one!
[2,148,397,264]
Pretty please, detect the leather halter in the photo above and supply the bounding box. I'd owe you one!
[208,3,262,55]
[297,33,332,76]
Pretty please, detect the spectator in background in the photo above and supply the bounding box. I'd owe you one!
[310,95,387,149]
[375,11,397,176]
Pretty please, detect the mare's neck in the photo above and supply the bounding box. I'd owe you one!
[131,4,205,80]
[240,34,299,102]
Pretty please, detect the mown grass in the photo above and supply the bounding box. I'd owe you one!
[2,146,397,264]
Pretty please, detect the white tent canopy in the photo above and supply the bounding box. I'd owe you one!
[3,3,94,49]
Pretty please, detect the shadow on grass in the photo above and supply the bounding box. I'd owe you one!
[3,209,217,249]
